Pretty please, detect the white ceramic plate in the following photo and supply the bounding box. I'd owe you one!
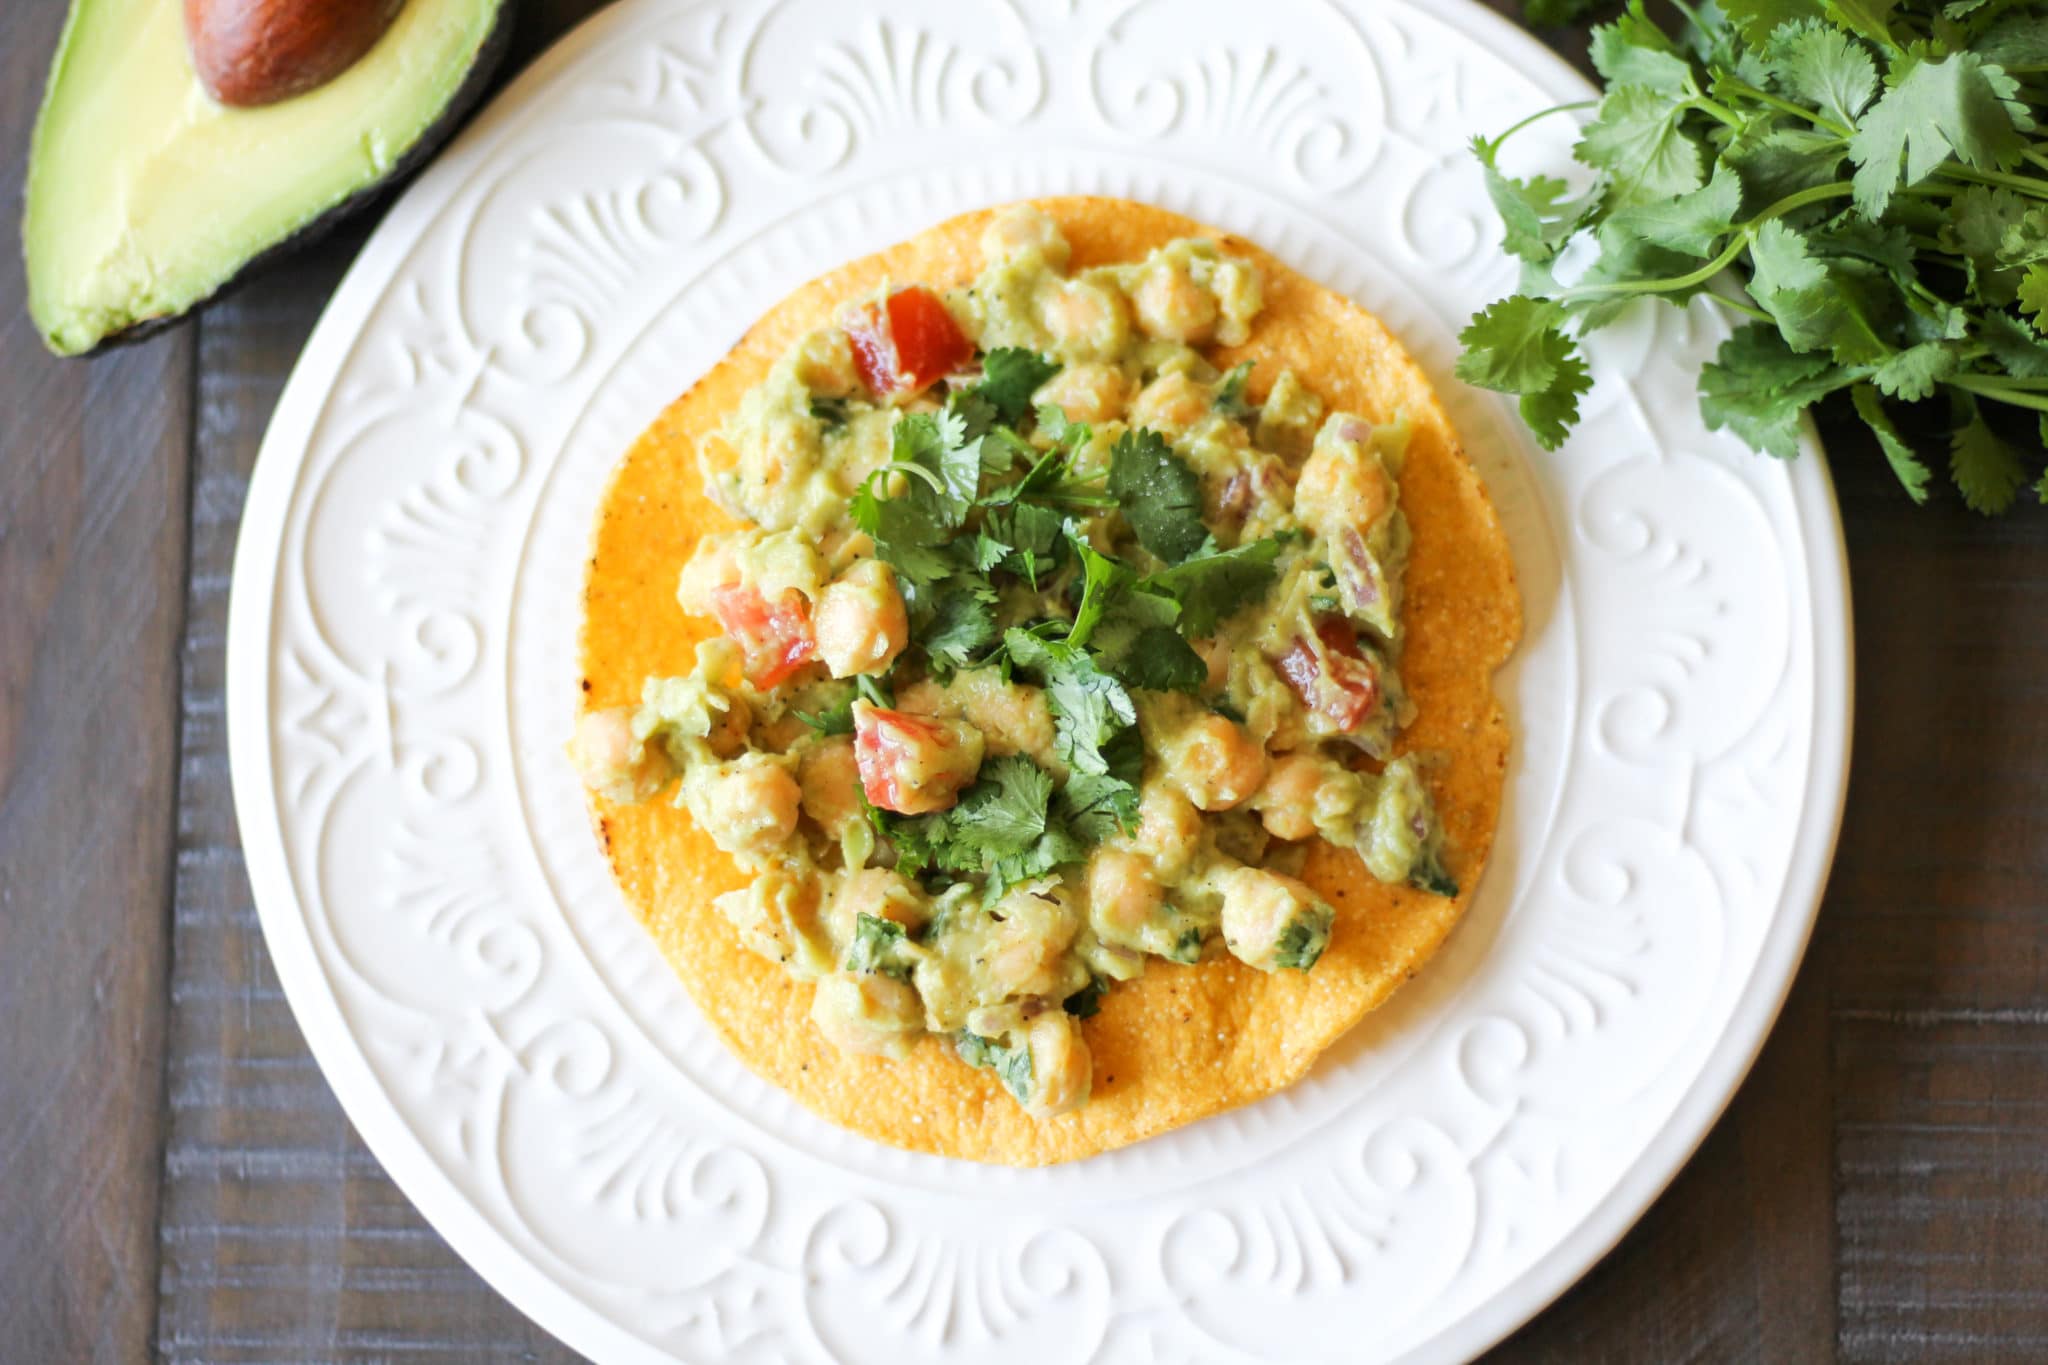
[227,1,1852,1360]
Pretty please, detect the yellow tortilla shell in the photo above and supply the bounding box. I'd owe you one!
[578,198,1520,1165]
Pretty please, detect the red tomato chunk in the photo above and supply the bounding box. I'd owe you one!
[847,286,972,397]
[1276,619,1381,734]
[853,703,982,815]
[712,584,816,688]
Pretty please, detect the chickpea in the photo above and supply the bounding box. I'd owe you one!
[984,886,1079,999]
[1033,362,1130,425]
[1039,281,1130,359]
[1251,752,1332,841]
[793,328,860,398]
[675,535,743,603]
[1086,848,1163,937]
[1133,260,1219,343]
[1020,1011,1092,1119]
[1218,867,1333,973]
[827,867,929,944]
[799,736,863,833]
[567,707,673,803]
[1168,714,1270,811]
[715,872,830,974]
[691,754,801,855]
[1129,371,1213,434]
[811,971,924,1059]
[981,205,1071,269]
[1134,782,1205,878]
[896,672,1058,771]
[1297,418,1392,531]
[813,559,909,678]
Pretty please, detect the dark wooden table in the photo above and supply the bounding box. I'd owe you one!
[5,2,2045,1360]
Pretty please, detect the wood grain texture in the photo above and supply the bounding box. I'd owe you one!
[152,243,576,1365]
[0,7,192,1365]
[2,0,2044,1360]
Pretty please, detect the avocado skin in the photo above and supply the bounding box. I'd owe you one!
[25,0,515,357]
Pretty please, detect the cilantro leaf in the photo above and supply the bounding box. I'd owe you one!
[986,502,1064,584]
[1721,125,1850,206]
[1104,625,1207,693]
[1063,532,1130,650]
[1214,361,1256,418]
[1107,427,1209,563]
[1851,382,1933,504]
[1849,51,2035,217]
[1873,341,1961,402]
[1608,161,1743,257]
[955,1031,1032,1102]
[1004,629,1137,778]
[1063,977,1106,1018]
[1139,537,1284,636]
[1973,10,2048,68]
[1455,295,1591,449]
[1944,186,2033,305]
[1980,312,2048,379]
[1589,12,1696,98]
[1697,323,1853,458]
[1745,220,1889,364]
[2020,264,2048,322]
[846,913,909,977]
[1576,83,1705,209]
[1763,18,1877,128]
[1719,0,1827,46]
[895,407,980,520]
[1059,771,1141,843]
[1949,397,2029,514]
[923,587,997,670]
[944,756,1054,863]
[976,349,1061,424]
[810,396,851,428]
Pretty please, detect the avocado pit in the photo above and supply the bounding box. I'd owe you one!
[184,0,405,107]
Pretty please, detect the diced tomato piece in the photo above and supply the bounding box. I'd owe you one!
[847,286,972,397]
[1276,619,1381,734]
[853,703,981,815]
[711,584,816,688]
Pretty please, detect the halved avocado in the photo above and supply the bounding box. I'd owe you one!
[24,0,511,356]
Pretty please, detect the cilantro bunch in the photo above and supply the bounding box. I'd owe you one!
[844,349,1285,890]
[1465,0,2048,512]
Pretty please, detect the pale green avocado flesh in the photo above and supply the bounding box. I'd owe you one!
[24,0,508,356]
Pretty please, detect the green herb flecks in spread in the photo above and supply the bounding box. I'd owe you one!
[568,206,1454,1119]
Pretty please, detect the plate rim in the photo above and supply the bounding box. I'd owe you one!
[224,1,1857,1360]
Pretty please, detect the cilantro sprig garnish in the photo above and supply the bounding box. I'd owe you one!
[1471,1,2048,511]
[851,367,1286,886]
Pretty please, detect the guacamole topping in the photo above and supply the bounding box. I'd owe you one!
[570,206,1454,1120]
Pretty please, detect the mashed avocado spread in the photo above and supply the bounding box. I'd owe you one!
[571,206,1454,1120]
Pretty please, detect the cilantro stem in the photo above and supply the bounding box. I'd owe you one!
[1951,377,2048,415]
[1756,182,1859,218]
[1685,93,1745,130]
[1489,99,1599,151]
[1709,295,1773,324]
[1938,165,2048,201]
[879,460,944,494]
[1555,184,1855,304]
[1559,234,1749,300]
[1711,80,1852,138]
